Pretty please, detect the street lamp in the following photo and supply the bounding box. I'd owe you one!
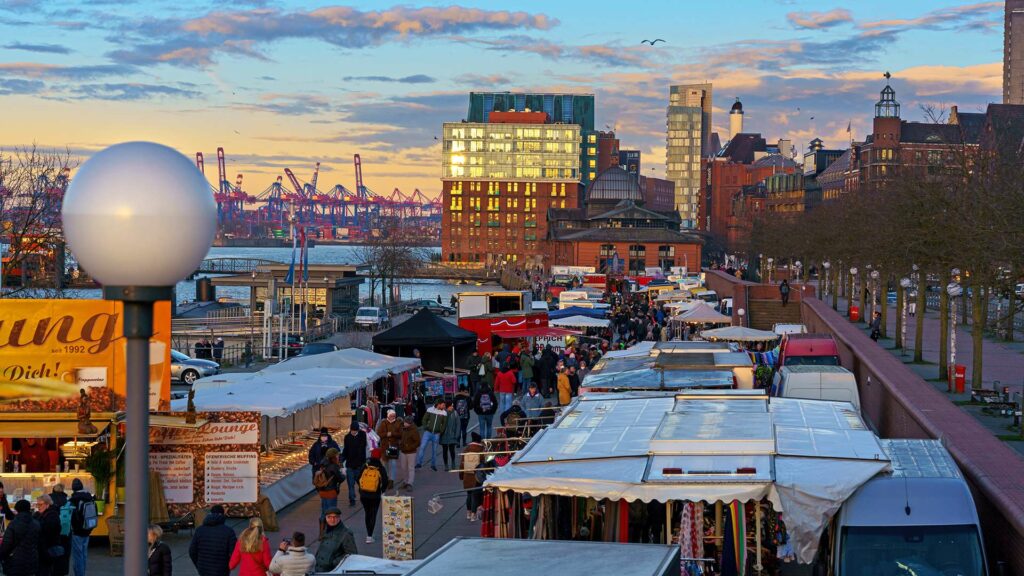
[737,307,746,327]
[899,277,911,353]
[767,257,774,284]
[62,142,217,575]
[849,267,858,318]
[947,278,963,391]
[870,269,880,320]
[822,261,831,301]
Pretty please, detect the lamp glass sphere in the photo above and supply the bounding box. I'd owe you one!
[870,270,880,279]
[900,277,911,288]
[737,308,745,316]
[951,268,961,277]
[823,261,831,270]
[946,282,963,297]
[62,142,217,287]
[850,267,858,275]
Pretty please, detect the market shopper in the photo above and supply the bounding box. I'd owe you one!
[494,365,517,416]
[358,449,389,544]
[189,504,237,576]
[376,410,402,483]
[460,432,485,522]
[416,400,448,471]
[35,495,61,576]
[314,508,357,572]
[557,367,572,406]
[68,478,96,576]
[473,382,498,440]
[314,448,344,531]
[268,531,315,576]
[340,421,367,507]
[453,385,472,446]
[396,417,420,491]
[308,427,340,478]
[0,499,40,576]
[521,382,544,419]
[519,348,535,395]
[440,401,461,471]
[466,351,483,396]
[230,517,272,576]
[147,525,173,576]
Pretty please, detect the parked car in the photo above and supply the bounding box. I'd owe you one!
[403,299,455,316]
[171,349,220,385]
[271,335,304,358]
[297,342,339,356]
[355,306,391,330]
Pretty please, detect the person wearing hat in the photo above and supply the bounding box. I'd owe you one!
[340,421,367,507]
[314,507,357,572]
[358,449,388,544]
[189,504,237,576]
[459,432,485,522]
[68,478,95,576]
[375,410,402,483]
[396,417,420,491]
[315,448,343,536]
[212,336,225,362]
[308,427,340,478]
[0,499,40,576]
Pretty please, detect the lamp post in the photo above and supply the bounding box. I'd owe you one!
[794,260,802,285]
[870,269,880,320]
[737,308,746,328]
[62,142,217,575]
[822,261,831,302]
[899,277,911,353]
[849,267,858,318]
[767,257,774,284]
[948,271,963,391]
[758,253,764,282]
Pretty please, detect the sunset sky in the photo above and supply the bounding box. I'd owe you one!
[0,1,1004,199]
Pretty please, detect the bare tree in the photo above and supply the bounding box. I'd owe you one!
[0,146,76,298]
[356,218,431,309]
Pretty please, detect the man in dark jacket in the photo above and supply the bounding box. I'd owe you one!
[36,495,61,576]
[359,449,389,544]
[308,427,340,476]
[341,421,367,507]
[472,383,498,440]
[68,478,94,576]
[314,507,357,572]
[189,505,237,576]
[466,351,482,396]
[0,499,40,576]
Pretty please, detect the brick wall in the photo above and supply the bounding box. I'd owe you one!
[703,270,815,325]
[802,297,1024,574]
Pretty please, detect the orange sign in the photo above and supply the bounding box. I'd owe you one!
[0,300,171,412]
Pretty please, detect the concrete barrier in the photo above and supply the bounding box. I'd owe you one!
[802,296,1024,573]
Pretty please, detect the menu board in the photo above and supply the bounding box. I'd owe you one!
[150,453,194,504]
[382,496,414,560]
[205,452,258,504]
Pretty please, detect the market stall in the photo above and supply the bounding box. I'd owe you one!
[699,326,779,344]
[548,315,611,329]
[548,306,608,320]
[372,309,478,374]
[483,392,891,571]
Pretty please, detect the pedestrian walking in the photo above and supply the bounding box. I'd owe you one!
[557,367,571,406]
[466,351,482,396]
[358,450,389,544]
[0,500,40,576]
[396,417,420,491]
[480,352,495,391]
[909,292,917,316]
[460,432,485,522]
[308,427,340,478]
[148,525,173,576]
[472,382,498,440]
[35,495,61,576]
[189,505,237,576]
[341,421,367,506]
[440,401,461,471]
[494,366,516,416]
[50,483,71,576]
[376,410,402,482]
[243,340,254,368]
[870,311,882,341]
[521,382,544,419]
[230,518,272,576]
[519,348,534,393]
[314,447,343,538]
[416,400,447,471]
[68,478,97,576]
[453,385,472,446]
[268,531,315,576]
[780,279,791,307]
[314,508,357,572]
[212,337,225,362]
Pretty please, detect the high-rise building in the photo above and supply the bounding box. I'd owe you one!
[666,83,712,228]
[441,112,580,267]
[466,92,597,194]
[1006,1,1024,104]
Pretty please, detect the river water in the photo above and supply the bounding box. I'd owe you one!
[55,245,497,305]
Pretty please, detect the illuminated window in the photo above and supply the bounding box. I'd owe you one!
[588,146,596,155]
[589,171,596,180]
[588,135,596,143]
[588,159,596,168]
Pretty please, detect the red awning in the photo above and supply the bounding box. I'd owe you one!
[492,327,580,339]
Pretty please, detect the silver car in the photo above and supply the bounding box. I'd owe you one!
[171,349,220,385]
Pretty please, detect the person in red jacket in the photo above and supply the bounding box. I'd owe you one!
[494,366,517,417]
[230,517,272,576]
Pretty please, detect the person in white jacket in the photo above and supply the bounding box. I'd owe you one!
[269,531,316,576]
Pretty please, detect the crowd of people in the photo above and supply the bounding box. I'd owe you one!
[0,478,98,576]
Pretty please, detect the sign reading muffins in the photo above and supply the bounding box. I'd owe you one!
[0,299,172,411]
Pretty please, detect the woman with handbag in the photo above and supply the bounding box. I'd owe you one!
[229,517,272,576]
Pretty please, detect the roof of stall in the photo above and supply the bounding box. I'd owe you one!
[173,369,371,417]
[549,315,612,328]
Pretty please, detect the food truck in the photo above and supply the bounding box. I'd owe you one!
[456,291,533,319]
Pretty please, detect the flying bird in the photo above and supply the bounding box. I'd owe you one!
[641,39,666,45]
[809,117,815,120]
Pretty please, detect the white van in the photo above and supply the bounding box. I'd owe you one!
[772,365,860,411]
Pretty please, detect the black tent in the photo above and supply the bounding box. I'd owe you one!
[372,308,478,372]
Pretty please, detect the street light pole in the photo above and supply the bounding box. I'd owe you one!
[899,277,911,353]
[849,267,858,318]
[823,261,831,304]
[870,269,880,323]
[948,270,963,390]
[62,142,217,575]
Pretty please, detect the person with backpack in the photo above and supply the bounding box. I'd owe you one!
[358,449,388,544]
[307,427,340,479]
[52,488,72,576]
[68,478,96,576]
[396,417,420,491]
[460,432,485,522]
[229,517,272,576]
[148,525,173,576]
[340,421,367,507]
[35,495,61,576]
[453,386,472,446]
[313,448,343,536]
[416,400,447,471]
[189,504,237,576]
[472,382,498,440]
[0,499,40,576]
[440,401,461,472]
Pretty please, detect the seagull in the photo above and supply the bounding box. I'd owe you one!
[809,116,815,120]
[234,130,241,134]
[641,39,666,45]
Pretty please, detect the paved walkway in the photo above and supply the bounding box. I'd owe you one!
[831,293,1024,455]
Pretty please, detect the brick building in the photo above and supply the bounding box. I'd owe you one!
[596,131,620,173]
[440,113,580,267]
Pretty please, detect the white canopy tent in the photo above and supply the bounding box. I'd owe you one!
[670,301,732,324]
[484,392,890,564]
[263,347,420,377]
[699,326,779,343]
[549,315,612,329]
